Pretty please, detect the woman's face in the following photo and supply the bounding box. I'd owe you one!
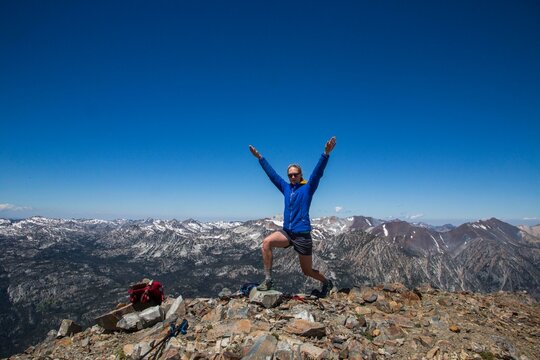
[287,166,302,185]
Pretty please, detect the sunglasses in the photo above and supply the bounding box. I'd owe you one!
[288,173,301,178]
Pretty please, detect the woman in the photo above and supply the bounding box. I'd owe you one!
[249,136,336,296]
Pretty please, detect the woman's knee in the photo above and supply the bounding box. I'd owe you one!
[262,235,276,250]
[262,237,272,250]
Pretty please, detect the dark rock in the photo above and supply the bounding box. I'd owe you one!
[284,319,326,338]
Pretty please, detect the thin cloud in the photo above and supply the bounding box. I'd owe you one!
[0,203,32,212]
[335,206,343,213]
[523,217,538,220]
[408,213,424,220]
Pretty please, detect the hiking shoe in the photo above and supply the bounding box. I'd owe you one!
[257,279,274,291]
[320,279,334,298]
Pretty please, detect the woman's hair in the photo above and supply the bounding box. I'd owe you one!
[287,163,302,174]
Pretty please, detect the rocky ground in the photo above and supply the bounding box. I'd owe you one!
[4,283,539,360]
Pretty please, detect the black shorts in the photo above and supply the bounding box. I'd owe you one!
[279,229,313,256]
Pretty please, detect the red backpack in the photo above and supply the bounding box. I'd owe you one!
[128,280,165,305]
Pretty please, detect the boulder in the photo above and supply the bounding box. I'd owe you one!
[160,297,175,315]
[249,288,282,308]
[165,296,186,320]
[242,334,278,360]
[140,305,164,327]
[56,319,82,338]
[94,303,136,331]
[116,313,143,332]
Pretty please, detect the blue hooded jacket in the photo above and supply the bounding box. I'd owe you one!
[259,154,329,233]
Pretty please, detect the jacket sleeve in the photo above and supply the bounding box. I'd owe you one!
[307,154,329,195]
[259,158,287,194]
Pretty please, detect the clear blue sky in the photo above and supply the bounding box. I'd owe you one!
[1,1,539,225]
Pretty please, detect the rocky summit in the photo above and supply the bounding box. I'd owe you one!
[4,283,539,360]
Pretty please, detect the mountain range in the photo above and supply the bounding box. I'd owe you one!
[1,215,539,357]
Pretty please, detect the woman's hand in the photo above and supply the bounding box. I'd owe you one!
[324,136,336,155]
[249,145,262,159]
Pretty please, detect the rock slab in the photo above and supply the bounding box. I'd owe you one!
[94,303,135,331]
[56,319,82,338]
[165,296,186,320]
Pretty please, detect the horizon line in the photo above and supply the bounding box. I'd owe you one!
[1,214,538,228]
